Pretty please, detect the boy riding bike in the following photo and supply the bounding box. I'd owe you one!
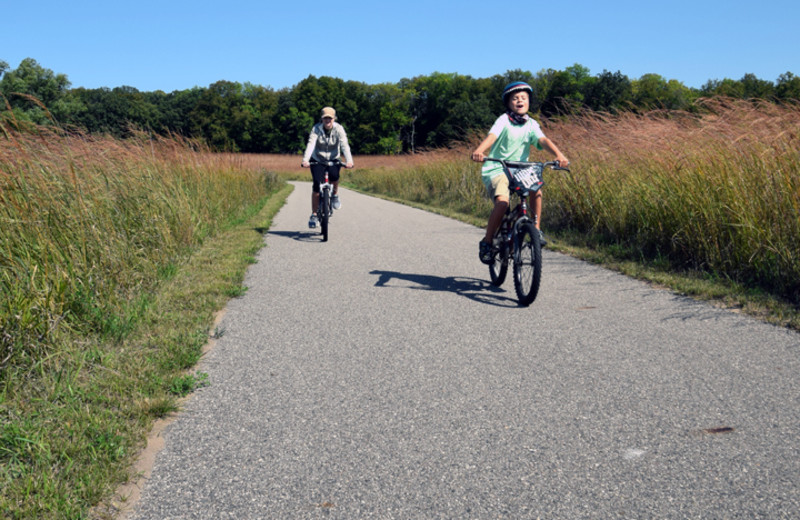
[471,81,569,264]
[301,106,354,228]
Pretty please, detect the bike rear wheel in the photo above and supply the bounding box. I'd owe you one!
[513,222,542,306]
[320,189,330,242]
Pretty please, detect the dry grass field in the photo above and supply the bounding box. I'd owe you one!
[219,148,471,176]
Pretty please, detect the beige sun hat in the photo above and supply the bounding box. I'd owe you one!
[321,107,336,119]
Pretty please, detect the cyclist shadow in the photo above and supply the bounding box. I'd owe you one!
[264,230,324,242]
[369,270,519,307]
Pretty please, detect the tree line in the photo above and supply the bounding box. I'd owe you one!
[2,58,799,154]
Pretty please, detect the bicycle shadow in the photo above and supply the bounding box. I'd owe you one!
[369,270,519,307]
[264,230,324,242]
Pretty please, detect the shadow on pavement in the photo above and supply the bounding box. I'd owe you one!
[369,269,519,307]
[265,229,324,242]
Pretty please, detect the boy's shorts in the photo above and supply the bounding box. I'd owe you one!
[484,173,510,200]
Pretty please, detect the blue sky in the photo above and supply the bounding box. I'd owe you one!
[3,0,799,93]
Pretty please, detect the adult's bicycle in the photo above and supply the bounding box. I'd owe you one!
[308,159,343,242]
[484,158,570,306]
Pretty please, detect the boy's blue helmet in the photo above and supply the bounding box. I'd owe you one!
[502,81,533,104]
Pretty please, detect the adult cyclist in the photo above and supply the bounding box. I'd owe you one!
[301,106,354,228]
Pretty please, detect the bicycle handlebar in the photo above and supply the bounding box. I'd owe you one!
[309,159,344,166]
[305,159,353,169]
[483,157,570,172]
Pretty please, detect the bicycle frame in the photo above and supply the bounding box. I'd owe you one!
[487,158,549,255]
[497,191,534,268]
[488,157,566,225]
[310,159,343,242]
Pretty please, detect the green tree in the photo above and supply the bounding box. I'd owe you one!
[701,78,744,98]
[404,72,494,149]
[292,75,351,118]
[699,74,776,101]
[405,72,455,148]
[148,87,204,137]
[438,74,481,143]
[740,73,775,99]
[340,80,373,153]
[110,86,160,132]
[536,64,592,116]
[188,81,256,151]
[271,90,313,153]
[776,72,800,100]
[64,86,159,136]
[51,89,88,127]
[633,73,693,110]
[284,75,374,153]
[633,73,669,108]
[583,70,633,112]
[360,83,411,154]
[241,83,279,153]
[11,57,791,155]
[0,58,71,124]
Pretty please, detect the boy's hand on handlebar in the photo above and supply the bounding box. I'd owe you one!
[471,151,486,162]
[346,162,354,169]
[301,161,310,168]
[555,154,569,168]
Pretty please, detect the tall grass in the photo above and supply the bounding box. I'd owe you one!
[347,99,800,306]
[220,152,452,178]
[0,125,278,372]
[345,148,493,221]
[546,98,800,303]
[1,122,284,518]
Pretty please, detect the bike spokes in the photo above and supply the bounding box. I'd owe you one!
[513,222,542,306]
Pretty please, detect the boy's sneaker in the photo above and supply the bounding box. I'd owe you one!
[479,240,493,264]
[537,229,547,247]
[308,214,318,229]
[332,194,341,210]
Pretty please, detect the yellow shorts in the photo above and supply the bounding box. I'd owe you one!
[486,173,510,200]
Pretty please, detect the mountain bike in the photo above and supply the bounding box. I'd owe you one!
[309,159,343,242]
[484,158,570,306]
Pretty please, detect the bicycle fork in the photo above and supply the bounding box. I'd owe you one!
[318,173,333,217]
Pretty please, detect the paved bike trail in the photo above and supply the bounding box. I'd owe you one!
[129,182,800,519]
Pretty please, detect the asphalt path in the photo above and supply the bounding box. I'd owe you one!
[129,182,800,519]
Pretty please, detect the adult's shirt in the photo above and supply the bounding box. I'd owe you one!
[302,122,354,164]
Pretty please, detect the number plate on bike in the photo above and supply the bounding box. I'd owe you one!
[511,165,543,190]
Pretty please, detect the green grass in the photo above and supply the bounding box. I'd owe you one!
[1,183,294,518]
[0,123,293,518]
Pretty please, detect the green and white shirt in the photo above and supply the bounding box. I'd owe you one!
[481,114,545,186]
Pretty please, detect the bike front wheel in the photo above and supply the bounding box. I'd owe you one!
[320,189,330,242]
[513,222,542,306]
